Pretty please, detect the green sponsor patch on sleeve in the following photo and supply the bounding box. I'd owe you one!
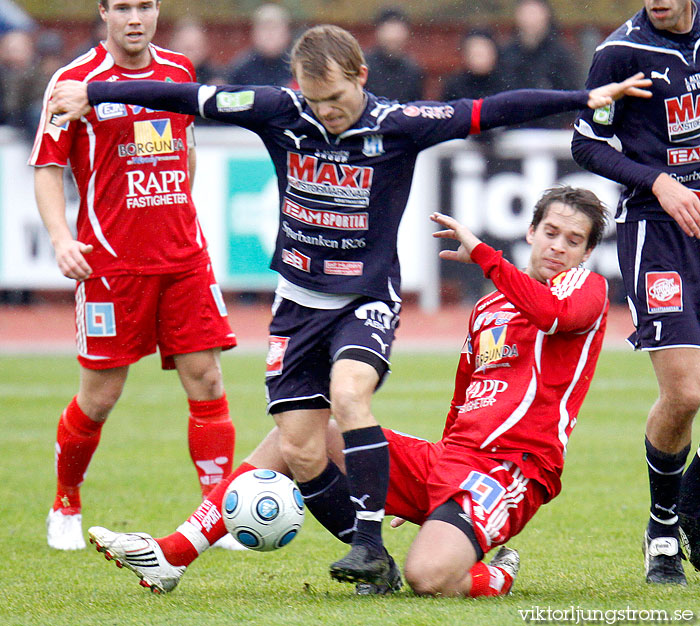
[592,103,614,125]
[216,90,255,113]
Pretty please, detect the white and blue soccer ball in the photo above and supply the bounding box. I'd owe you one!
[222,469,305,551]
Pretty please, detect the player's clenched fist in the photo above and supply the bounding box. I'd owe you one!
[53,238,93,280]
[49,80,91,126]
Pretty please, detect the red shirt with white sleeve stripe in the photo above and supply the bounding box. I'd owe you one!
[438,242,609,501]
[29,43,207,277]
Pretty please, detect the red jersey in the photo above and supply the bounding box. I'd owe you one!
[29,43,207,277]
[438,243,609,501]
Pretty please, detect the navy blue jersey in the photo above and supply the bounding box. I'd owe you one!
[88,81,588,300]
[572,3,700,222]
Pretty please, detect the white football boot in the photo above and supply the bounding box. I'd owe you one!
[88,526,186,593]
[46,509,86,550]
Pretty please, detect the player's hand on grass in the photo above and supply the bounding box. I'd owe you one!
[49,80,92,126]
[54,238,94,280]
[652,172,700,238]
[390,517,407,528]
[587,72,653,109]
[431,212,482,264]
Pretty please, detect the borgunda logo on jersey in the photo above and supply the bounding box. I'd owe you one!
[118,119,185,164]
[475,326,518,370]
[665,93,700,142]
[133,119,181,155]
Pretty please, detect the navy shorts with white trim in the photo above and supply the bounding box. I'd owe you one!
[265,296,400,413]
[617,219,700,350]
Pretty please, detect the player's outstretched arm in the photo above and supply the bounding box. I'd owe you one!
[49,80,91,126]
[430,212,482,264]
[480,73,651,132]
[586,72,652,109]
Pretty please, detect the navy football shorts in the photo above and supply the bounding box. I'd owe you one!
[617,219,700,350]
[264,296,400,414]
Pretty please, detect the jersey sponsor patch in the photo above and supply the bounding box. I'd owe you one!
[592,103,613,125]
[282,248,311,272]
[472,310,517,332]
[646,271,683,313]
[215,90,255,113]
[95,102,128,121]
[402,104,454,119]
[459,380,509,413]
[45,115,69,141]
[128,105,156,115]
[685,72,700,91]
[475,327,518,369]
[266,336,290,377]
[85,302,117,337]
[324,260,363,276]
[286,152,373,208]
[667,146,700,166]
[665,93,700,142]
[476,293,506,312]
[125,169,188,208]
[460,471,505,514]
[132,119,178,156]
[282,198,369,230]
[314,148,349,163]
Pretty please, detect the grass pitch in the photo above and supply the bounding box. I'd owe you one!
[2,349,700,625]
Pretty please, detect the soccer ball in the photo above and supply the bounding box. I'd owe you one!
[222,469,305,551]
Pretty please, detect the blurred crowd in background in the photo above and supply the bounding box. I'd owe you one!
[0,0,607,141]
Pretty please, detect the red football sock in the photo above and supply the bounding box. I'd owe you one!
[156,462,256,566]
[53,396,103,514]
[468,561,513,597]
[187,394,235,497]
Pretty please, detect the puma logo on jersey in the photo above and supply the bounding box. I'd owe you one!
[284,129,307,149]
[624,20,640,35]
[651,68,671,85]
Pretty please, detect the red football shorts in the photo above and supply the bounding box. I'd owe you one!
[75,263,236,370]
[383,428,547,554]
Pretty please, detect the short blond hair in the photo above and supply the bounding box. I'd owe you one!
[290,25,365,81]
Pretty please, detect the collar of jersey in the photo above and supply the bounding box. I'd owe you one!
[285,88,402,145]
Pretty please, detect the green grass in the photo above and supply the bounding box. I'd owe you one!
[2,350,700,625]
